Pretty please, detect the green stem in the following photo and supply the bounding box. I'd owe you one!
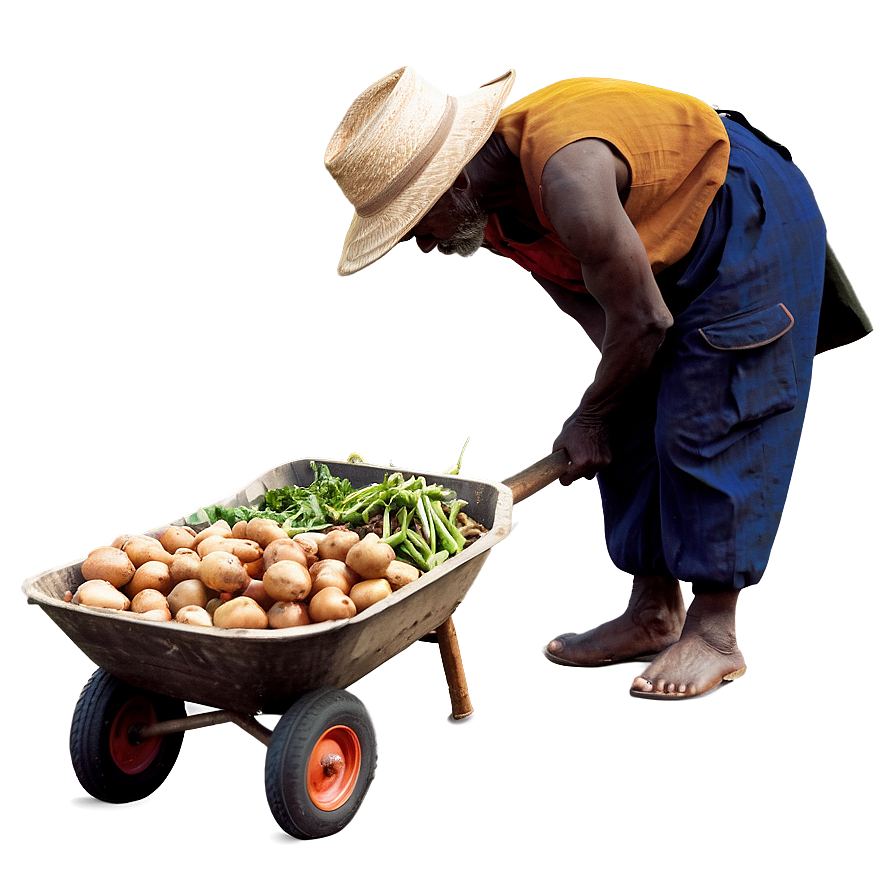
[398,538,428,569]
[429,498,465,553]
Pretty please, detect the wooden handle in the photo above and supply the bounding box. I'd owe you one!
[502,449,569,504]
[435,617,473,720]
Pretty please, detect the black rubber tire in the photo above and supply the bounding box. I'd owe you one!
[264,688,377,839]
[70,668,186,804]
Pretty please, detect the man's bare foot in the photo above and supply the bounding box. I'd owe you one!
[630,591,746,699]
[543,575,686,667]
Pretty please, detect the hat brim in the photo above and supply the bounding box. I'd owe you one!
[336,70,515,276]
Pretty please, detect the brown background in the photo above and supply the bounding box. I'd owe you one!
[4,4,889,894]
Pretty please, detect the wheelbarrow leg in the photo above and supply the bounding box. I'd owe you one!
[435,616,473,720]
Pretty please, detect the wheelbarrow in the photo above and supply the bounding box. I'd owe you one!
[23,452,566,840]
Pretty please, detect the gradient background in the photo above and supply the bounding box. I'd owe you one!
[4,3,891,893]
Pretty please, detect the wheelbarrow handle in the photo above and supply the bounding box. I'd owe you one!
[502,449,569,504]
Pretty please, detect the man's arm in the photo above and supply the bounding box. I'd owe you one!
[540,138,672,484]
[532,274,607,350]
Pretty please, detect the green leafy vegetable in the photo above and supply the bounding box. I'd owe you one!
[185,454,484,573]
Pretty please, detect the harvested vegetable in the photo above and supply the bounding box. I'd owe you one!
[214,596,268,629]
[159,525,197,553]
[309,559,358,596]
[125,560,172,598]
[246,518,290,548]
[309,586,357,623]
[120,534,172,567]
[268,600,312,629]
[263,560,313,603]
[263,538,309,570]
[318,529,360,563]
[72,580,131,611]
[346,533,394,579]
[383,559,420,590]
[66,450,489,633]
[167,578,211,614]
[349,578,392,612]
[130,589,169,614]
[169,548,202,584]
[81,546,135,590]
[199,551,250,594]
[176,605,214,627]
[190,462,485,574]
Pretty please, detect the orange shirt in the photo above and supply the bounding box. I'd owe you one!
[485,79,730,289]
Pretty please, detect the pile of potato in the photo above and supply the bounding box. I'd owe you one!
[66,518,422,630]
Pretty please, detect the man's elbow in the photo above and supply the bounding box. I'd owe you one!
[649,304,674,342]
[622,304,673,347]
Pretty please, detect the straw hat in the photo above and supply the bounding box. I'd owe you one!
[325,66,516,275]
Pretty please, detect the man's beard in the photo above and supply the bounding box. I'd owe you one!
[437,200,489,257]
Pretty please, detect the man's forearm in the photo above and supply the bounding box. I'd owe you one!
[575,315,669,422]
[575,249,672,420]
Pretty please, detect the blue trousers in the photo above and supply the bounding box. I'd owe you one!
[598,117,827,591]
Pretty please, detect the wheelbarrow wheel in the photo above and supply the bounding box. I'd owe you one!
[70,667,186,804]
[264,688,377,839]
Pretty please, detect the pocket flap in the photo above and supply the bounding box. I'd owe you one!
[699,303,794,350]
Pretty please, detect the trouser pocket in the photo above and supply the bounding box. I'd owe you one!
[687,302,798,456]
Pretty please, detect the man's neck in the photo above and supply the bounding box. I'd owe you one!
[466,133,522,212]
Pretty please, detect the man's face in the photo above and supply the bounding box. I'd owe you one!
[403,185,488,257]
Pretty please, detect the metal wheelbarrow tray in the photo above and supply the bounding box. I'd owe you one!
[23,454,562,839]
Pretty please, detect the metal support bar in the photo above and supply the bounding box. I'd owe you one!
[136,710,273,746]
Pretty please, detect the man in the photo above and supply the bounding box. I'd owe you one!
[324,68,871,699]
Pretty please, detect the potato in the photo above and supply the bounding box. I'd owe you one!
[136,607,173,622]
[267,600,312,629]
[159,525,197,553]
[199,551,250,594]
[263,560,313,603]
[176,605,214,627]
[318,529,360,563]
[244,556,266,580]
[213,596,268,629]
[383,559,420,590]
[349,578,392,612]
[242,577,275,611]
[308,559,359,596]
[263,538,309,570]
[125,560,173,597]
[192,521,231,549]
[224,538,264,564]
[169,548,202,584]
[81,546,135,589]
[121,534,172,567]
[346,532,395,579]
[291,534,321,565]
[167,578,211,614]
[197,535,262,564]
[196,534,230,557]
[72,580,130,611]
[308,586,357,623]
[130,588,170,614]
[174,604,214,628]
[245,518,289,548]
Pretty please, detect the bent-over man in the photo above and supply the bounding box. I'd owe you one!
[324,68,871,699]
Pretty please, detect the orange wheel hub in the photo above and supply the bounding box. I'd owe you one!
[109,696,162,774]
[306,725,361,811]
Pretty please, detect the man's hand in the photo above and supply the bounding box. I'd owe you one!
[552,409,612,485]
